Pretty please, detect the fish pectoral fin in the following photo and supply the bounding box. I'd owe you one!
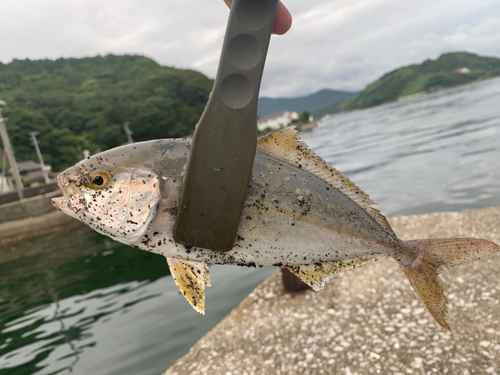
[166,257,211,315]
[286,256,377,292]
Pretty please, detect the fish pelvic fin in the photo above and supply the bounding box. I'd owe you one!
[286,256,377,292]
[401,238,500,331]
[166,257,211,314]
[257,127,396,237]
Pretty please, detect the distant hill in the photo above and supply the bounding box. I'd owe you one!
[339,52,500,112]
[0,55,212,171]
[312,100,347,118]
[257,89,358,118]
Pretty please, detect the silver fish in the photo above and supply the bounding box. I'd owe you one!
[52,128,499,330]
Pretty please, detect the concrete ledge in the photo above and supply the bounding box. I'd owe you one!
[0,182,59,205]
[0,190,62,223]
[0,209,80,245]
[0,190,81,244]
[165,207,500,375]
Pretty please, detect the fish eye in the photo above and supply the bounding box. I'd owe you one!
[88,170,110,189]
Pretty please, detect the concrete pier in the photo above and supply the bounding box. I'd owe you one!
[0,191,79,244]
[164,207,500,375]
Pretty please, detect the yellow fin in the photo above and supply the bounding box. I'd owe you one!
[258,127,396,237]
[166,258,211,314]
[286,256,376,292]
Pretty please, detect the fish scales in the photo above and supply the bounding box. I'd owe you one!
[52,127,500,330]
[145,151,401,267]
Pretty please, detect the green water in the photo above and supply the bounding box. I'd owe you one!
[0,226,274,374]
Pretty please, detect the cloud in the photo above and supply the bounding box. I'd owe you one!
[257,0,500,96]
[0,0,227,67]
[1,0,500,98]
[400,17,500,61]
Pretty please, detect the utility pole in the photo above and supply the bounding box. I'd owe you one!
[0,149,6,193]
[0,100,24,200]
[123,121,134,144]
[29,131,50,184]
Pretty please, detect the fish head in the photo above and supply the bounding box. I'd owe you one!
[52,139,190,245]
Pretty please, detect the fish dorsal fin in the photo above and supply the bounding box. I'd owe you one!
[166,258,211,314]
[258,127,396,237]
[285,256,377,291]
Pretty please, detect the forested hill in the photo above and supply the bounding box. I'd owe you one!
[349,52,500,109]
[315,52,500,116]
[0,55,212,171]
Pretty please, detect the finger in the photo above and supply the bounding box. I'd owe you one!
[223,0,292,35]
[272,1,292,35]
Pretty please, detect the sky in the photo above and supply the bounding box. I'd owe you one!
[1,0,500,98]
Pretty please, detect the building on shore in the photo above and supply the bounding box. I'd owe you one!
[257,110,298,132]
[7,161,53,188]
[453,67,471,74]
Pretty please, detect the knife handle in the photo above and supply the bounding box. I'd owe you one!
[174,0,279,251]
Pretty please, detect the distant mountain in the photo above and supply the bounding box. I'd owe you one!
[339,52,500,112]
[313,100,351,118]
[257,89,358,118]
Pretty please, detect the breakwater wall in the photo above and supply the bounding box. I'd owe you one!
[0,182,59,205]
[0,191,78,244]
[0,190,61,223]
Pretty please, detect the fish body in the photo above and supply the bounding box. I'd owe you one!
[53,128,499,330]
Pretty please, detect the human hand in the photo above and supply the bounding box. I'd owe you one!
[222,0,292,35]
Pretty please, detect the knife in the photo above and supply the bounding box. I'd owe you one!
[174,0,279,251]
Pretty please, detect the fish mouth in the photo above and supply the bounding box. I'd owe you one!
[56,173,69,195]
[52,174,71,213]
[52,195,69,211]
[52,173,82,216]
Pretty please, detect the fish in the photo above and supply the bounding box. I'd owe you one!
[52,127,499,330]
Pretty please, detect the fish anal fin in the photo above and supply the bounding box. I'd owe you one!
[166,257,211,314]
[402,238,500,331]
[257,128,396,237]
[286,256,376,292]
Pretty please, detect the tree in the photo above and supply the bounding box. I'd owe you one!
[298,110,311,123]
[0,54,213,170]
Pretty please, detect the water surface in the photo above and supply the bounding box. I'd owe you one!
[0,227,274,374]
[302,77,500,216]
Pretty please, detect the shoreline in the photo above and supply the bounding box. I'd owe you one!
[321,75,500,122]
[0,189,82,245]
[164,206,500,375]
[0,209,80,246]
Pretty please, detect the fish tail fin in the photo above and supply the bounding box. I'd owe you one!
[401,238,499,331]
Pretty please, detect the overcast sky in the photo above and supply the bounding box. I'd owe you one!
[1,0,500,97]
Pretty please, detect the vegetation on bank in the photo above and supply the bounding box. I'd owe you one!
[1,51,498,171]
[313,52,500,117]
[0,55,212,171]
